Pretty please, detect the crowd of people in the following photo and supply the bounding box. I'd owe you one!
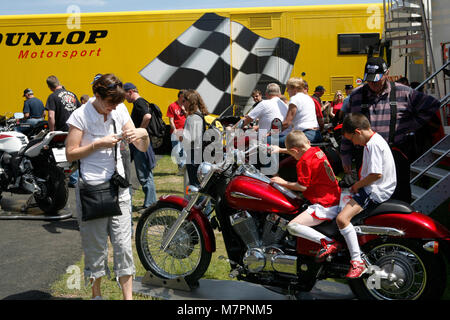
[15,54,441,299]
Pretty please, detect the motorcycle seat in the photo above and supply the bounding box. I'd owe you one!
[351,200,414,225]
[22,136,45,154]
[313,199,414,240]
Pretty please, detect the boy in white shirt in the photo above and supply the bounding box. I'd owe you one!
[332,112,396,278]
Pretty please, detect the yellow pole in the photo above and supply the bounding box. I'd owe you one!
[229,15,235,115]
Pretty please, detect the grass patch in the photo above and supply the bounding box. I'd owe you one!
[50,155,230,300]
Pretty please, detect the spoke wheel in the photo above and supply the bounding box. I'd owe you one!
[349,239,446,300]
[136,202,211,284]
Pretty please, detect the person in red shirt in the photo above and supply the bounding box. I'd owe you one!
[330,90,344,119]
[311,92,324,131]
[167,90,187,171]
[271,130,341,261]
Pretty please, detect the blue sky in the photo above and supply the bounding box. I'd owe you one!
[1,0,382,15]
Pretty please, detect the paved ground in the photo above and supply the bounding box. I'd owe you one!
[0,189,82,300]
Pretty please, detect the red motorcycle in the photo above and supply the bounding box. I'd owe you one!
[135,145,450,300]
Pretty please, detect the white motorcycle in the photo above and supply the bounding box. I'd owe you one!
[0,113,72,214]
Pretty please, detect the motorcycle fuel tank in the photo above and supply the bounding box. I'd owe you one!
[225,175,300,214]
[0,131,28,153]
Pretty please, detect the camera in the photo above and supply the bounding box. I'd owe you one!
[111,171,130,188]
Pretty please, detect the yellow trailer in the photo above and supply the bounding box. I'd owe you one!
[0,4,383,134]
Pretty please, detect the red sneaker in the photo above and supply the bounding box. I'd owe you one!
[316,239,342,262]
[346,260,368,278]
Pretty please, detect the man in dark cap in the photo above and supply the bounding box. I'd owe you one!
[124,82,156,210]
[340,56,441,203]
[311,85,331,123]
[22,88,45,121]
[15,88,46,134]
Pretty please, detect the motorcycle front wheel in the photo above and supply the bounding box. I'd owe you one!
[349,239,447,300]
[135,202,212,285]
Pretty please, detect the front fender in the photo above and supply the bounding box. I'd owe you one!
[159,195,216,253]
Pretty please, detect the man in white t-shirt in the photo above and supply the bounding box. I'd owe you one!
[241,83,288,134]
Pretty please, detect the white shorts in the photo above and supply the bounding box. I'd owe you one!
[305,204,339,221]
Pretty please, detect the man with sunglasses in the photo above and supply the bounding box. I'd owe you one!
[340,56,441,203]
[45,75,81,132]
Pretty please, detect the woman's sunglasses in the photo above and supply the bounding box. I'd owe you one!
[106,81,123,89]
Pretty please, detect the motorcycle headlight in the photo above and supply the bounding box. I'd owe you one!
[197,162,214,184]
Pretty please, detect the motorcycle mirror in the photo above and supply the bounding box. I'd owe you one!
[271,118,282,133]
[14,112,24,120]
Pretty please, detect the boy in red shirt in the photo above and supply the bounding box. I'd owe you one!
[271,130,341,260]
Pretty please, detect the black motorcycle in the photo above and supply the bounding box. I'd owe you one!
[0,126,71,214]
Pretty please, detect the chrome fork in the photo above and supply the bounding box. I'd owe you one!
[160,193,200,251]
[160,168,216,251]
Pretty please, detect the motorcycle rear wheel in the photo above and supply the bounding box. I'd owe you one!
[136,202,212,285]
[34,166,68,214]
[349,239,447,300]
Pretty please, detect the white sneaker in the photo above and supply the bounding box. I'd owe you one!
[91,296,103,300]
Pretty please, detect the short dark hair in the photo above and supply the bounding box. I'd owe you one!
[251,89,262,96]
[46,75,60,89]
[342,112,371,134]
[92,73,125,105]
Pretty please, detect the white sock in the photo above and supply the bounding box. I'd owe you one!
[287,222,332,245]
[339,223,362,262]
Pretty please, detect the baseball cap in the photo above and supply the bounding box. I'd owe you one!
[363,57,388,82]
[23,88,33,96]
[123,82,137,91]
[345,84,354,90]
[91,73,103,84]
[314,85,325,92]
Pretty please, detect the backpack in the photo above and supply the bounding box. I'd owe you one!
[146,101,166,138]
[192,111,216,150]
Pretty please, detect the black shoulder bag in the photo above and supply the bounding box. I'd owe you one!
[78,120,129,222]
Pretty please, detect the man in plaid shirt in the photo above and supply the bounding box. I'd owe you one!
[340,57,441,203]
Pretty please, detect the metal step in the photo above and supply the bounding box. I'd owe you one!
[390,6,422,14]
[411,184,426,200]
[386,25,424,33]
[401,50,424,57]
[410,135,450,168]
[384,34,424,41]
[402,0,423,4]
[410,165,449,180]
[392,42,424,49]
[432,148,450,157]
[411,173,450,214]
[386,16,423,24]
[393,0,423,4]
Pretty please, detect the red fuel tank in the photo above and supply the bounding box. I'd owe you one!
[225,175,300,214]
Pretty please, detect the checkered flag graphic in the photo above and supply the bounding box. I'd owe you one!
[139,13,299,114]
